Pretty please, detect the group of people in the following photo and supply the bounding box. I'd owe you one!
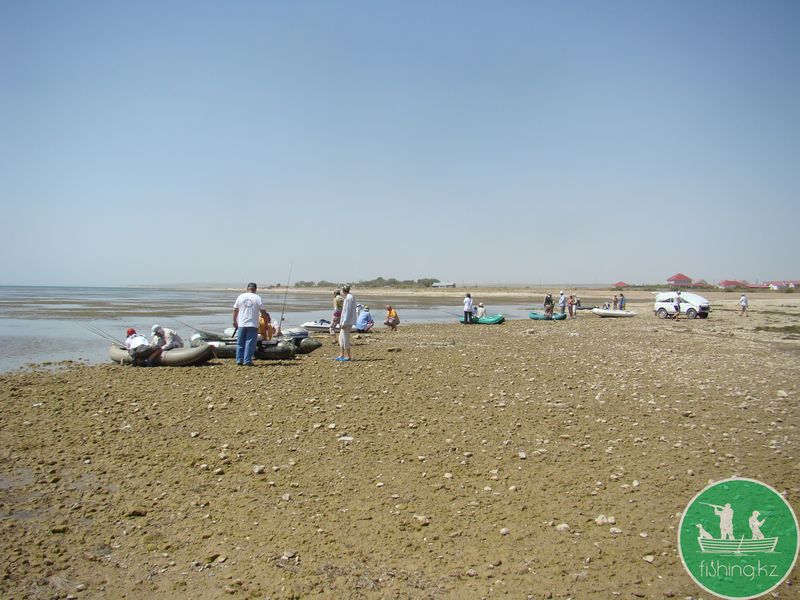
[328,285,400,362]
[601,293,626,312]
[461,293,487,323]
[124,324,185,367]
[543,291,583,318]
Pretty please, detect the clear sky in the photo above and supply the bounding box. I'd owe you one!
[1,1,798,287]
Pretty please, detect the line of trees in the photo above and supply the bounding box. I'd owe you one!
[295,277,441,289]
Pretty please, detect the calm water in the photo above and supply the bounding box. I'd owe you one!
[0,286,536,372]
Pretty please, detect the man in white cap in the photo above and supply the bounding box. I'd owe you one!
[151,324,184,351]
[336,284,356,362]
[232,282,271,366]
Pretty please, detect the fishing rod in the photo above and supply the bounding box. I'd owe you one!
[80,322,123,345]
[436,308,464,318]
[278,258,294,327]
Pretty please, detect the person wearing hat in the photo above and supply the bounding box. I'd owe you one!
[232,282,271,366]
[384,305,399,331]
[124,328,162,366]
[543,292,554,319]
[476,302,486,319]
[558,291,567,315]
[151,324,184,351]
[355,304,374,333]
[336,284,356,361]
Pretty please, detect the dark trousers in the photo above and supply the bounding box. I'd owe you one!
[464,311,473,323]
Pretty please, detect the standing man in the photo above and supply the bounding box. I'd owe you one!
[673,291,682,320]
[337,284,356,362]
[463,293,474,324]
[739,293,748,317]
[558,291,567,315]
[232,282,271,366]
[618,293,626,310]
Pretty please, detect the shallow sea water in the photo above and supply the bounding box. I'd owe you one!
[0,286,536,372]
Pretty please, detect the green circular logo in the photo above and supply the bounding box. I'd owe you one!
[678,478,799,599]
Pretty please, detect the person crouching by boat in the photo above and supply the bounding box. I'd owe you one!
[355,305,375,333]
[385,305,399,331]
[232,282,271,366]
[336,284,356,362]
[476,302,486,318]
[125,328,162,366]
[330,289,343,335]
[151,324,184,351]
[463,293,474,324]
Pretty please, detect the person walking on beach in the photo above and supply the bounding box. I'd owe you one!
[739,293,749,317]
[673,291,682,320]
[337,285,356,361]
[463,293,474,324]
[384,305,399,331]
[125,328,162,366]
[232,282,271,366]
[618,293,626,311]
[558,291,567,315]
[330,289,343,335]
[150,325,184,351]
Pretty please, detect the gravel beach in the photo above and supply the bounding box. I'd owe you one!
[1,292,798,599]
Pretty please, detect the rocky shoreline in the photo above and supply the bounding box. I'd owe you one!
[1,300,798,598]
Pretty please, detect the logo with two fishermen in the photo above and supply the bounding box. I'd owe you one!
[678,478,798,599]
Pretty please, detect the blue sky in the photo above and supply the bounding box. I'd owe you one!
[1,1,798,286]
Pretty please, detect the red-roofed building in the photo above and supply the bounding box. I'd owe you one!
[718,280,745,289]
[692,278,709,287]
[613,281,628,288]
[667,273,692,287]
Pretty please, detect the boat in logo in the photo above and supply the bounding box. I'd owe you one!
[678,478,798,599]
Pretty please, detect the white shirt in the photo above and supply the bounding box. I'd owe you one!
[739,295,748,307]
[340,293,357,327]
[125,334,149,350]
[558,294,566,308]
[463,296,473,312]
[476,306,486,318]
[233,292,264,327]
[152,328,183,348]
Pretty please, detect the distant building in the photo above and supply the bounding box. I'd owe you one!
[667,273,693,288]
[692,278,709,287]
[718,279,745,290]
[431,282,456,288]
[612,281,628,288]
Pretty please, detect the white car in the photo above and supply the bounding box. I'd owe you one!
[653,291,711,319]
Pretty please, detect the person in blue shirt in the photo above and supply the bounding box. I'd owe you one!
[355,305,375,333]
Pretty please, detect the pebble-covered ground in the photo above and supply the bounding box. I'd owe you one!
[1,295,798,599]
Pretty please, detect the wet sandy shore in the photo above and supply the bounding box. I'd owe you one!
[1,294,798,598]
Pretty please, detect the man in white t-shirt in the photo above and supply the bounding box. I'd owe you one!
[124,327,162,367]
[232,283,271,366]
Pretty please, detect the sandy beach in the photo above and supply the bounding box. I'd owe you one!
[1,292,798,598]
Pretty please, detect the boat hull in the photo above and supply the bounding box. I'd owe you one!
[698,537,779,554]
[591,308,637,318]
[109,344,214,366]
[459,314,505,325]
[529,311,566,321]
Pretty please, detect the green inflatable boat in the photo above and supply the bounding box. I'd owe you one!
[459,313,506,325]
[528,311,566,321]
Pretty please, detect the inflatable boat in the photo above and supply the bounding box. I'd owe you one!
[459,314,505,325]
[301,319,338,333]
[528,311,567,321]
[109,343,214,366]
[591,308,637,318]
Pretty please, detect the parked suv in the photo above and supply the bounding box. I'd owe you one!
[653,291,711,319]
